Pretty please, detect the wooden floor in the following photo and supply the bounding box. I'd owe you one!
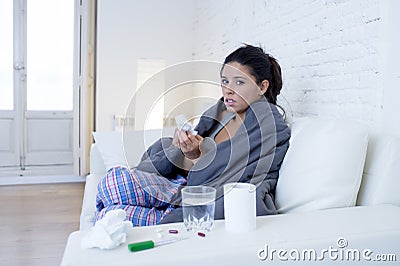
[0,182,85,266]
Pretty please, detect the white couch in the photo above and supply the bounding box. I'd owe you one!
[78,117,400,263]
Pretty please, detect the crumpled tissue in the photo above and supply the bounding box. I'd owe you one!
[81,209,132,250]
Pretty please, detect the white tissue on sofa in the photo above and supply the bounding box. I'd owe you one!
[81,209,132,250]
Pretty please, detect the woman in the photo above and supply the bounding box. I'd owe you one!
[95,44,291,226]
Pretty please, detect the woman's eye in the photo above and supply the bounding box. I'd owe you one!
[236,80,244,85]
[221,79,229,85]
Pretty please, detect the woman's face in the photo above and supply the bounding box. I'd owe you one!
[220,62,267,117]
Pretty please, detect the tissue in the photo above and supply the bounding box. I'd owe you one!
[81,209,132,249]
[223,183,256,232]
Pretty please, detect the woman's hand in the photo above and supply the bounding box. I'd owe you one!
[173,128,203,160]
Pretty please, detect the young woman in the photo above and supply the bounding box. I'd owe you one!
[95,44,291,226]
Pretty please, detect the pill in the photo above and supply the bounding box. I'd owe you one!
[156,228,163,233]
[168,229,179,234]
[197,232,206,237]
[157,233,163,238]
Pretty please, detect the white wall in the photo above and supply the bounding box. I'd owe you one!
[380,0,400,135]
[192,0,400,136]
[96,0,194,131]
[96,0,400,136]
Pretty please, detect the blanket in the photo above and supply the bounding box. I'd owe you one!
[136,97,290,222]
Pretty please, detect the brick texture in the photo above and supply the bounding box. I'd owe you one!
[193,0,383,126]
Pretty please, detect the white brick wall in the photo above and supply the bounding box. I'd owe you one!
[193,0,386,129]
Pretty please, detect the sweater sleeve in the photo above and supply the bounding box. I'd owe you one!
[135,137,186,179]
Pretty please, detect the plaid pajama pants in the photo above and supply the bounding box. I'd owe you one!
[95,166,186,226]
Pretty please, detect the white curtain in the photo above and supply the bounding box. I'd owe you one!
[73,0,96,176]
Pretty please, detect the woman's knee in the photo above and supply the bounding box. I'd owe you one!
[101,166,131,185]
[97,166,135,200]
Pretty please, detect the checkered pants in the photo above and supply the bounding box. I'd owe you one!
[95,166,186,226]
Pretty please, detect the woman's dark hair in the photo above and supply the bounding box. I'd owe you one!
[221,44,282,105]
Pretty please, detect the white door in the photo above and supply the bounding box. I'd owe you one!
[0,0,74,176]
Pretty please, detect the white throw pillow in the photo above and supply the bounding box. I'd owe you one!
[275,117,369,213]
[357,134,400,206]
[92,128,174,171]
[92,131,126,171]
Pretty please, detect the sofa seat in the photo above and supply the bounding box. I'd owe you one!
[64,204,400,265]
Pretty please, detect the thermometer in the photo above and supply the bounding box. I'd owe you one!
[128,238,181,252]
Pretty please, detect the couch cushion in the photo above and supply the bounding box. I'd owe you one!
[92,131,127,171]
[92,128,174,171]
[89,144,107,174]
[275,117,369,213]
[357,134,400,206]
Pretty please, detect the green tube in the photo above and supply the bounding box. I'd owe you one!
[128,240,155,252]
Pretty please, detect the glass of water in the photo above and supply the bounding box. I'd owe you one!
[181,185,216,232]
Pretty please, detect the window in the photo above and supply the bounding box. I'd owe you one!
[0,0,13,110]
[26,0,74,111]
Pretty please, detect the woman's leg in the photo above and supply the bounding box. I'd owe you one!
[94,204,176,226]
[95,166,185,225]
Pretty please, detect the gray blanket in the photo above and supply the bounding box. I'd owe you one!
[137,97,290,223]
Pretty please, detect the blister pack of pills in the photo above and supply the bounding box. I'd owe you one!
[175,114,198,135]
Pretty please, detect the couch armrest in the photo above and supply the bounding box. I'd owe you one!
[79,173,104,230]
[80,144,108,230]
